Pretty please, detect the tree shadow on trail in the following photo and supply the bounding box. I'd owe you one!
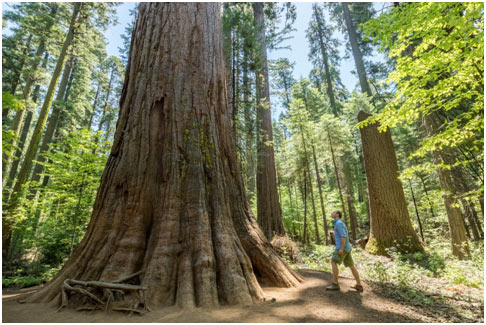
[292,269,425,323]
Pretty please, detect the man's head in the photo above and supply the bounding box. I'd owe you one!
[331,210,342,220]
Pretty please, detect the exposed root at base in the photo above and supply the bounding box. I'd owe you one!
[56,271,149,314]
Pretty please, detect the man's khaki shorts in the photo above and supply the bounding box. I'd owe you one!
[331,249,354,267]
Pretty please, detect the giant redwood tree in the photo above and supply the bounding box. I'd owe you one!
[28,2,301,309]
[358,111,423,254]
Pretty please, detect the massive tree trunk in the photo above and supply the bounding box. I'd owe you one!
[358,110,423,254]
[3,3,81,257]
[341,3,372,97]
[28,3,301,309]
[424,111,470,259]
[252,2,285,239]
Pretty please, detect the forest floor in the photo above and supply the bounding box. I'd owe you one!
[3,268,482,323]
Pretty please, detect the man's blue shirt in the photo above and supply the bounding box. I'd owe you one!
[333,218,352,252]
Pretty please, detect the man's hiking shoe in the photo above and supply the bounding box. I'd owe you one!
[326,283,340,291]
[351,284,364,292]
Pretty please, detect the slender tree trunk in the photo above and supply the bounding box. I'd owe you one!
[423,111,470,259]
[461,199,480,241]
[27,3,301,308]
[3,3,81,257]
[306,165,320,244]
[30,56,74,186]
[302,169,309,245]
[416,171,437,219]
[326,126,348,226]
[4,53,50,192]
[341,157,358,241]
[7,34,32,98]
[90,64,116,157]
[312,145,328,245]
[358,110,423,254]
[409,179,425,242]
[342,3,372,97]
[253,2,285,239]
[2,5,58,175]
[313,4,338,115]
[242,50,255,201]
[2,33,32,121]
[293,184,302,241]
[88,82,101,129]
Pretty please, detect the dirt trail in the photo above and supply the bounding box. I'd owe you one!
[2,269,439,323]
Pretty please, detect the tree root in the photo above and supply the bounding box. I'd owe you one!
[56,271,148,314]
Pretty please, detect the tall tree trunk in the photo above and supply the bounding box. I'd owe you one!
[3,37,39,179]
[242,49,255,201]
[2,5,58,176]
[296,117,320,243]
[313,4,338,115]
[293,183,302,241]
[326,126,348,226]
[306,165,320,244]
[409,179,425,242]
[6,34,32,98]
[88,82,101,129]
[4,52,50,192]
[253,2,285,239]
[423,111,470,259]
[27,3,301,308]
[312,145,328,245]
[30,56,74,186]
[3,3,81,256]
[358,110,423,254]
[342,3,372,97]
[461,199,480,241]
[301,169,309,245]
[341,158,358,241]
[231,30,239,137]
[415,170,436,220]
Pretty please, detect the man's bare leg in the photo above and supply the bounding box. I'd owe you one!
[349,265,362,286]
[331,260,339,284]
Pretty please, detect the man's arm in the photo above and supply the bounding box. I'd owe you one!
[339,236,346,255]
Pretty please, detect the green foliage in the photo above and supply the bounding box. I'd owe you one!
[3,275,42,288]
[2,91,25,112]
[8,129,109,269]
[362,2,484,174]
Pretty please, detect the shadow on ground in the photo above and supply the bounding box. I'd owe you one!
[4,268,478,323]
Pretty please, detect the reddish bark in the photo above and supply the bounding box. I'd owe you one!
[28,3,300,309]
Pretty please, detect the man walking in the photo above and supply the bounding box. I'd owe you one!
[326,210,363,291]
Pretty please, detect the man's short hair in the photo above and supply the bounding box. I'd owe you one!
[332,210,342,218]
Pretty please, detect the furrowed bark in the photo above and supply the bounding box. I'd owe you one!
[358,110,423,254]
[253,2,285,240]
[27,3,300,309]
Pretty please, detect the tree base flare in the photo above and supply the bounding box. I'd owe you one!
[365,235,424,256]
